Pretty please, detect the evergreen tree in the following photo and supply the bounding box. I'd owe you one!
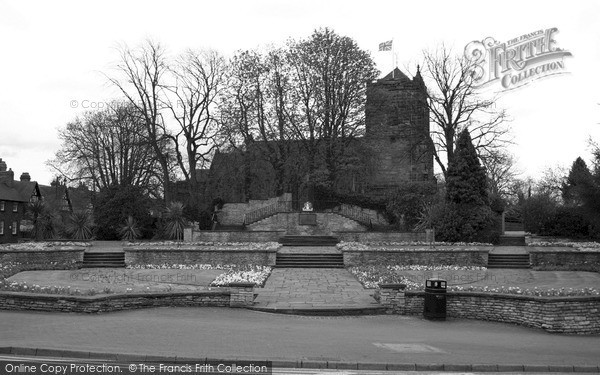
[562,157,594,206]
[446,129,489,207]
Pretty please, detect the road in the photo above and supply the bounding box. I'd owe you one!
[0,308,599,368]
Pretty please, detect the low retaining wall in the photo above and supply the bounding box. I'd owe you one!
[0,248,84,268]
[125,247,277,266]
[379,286,600,334]
[334,231,429,242]
[186,230,285,243]
[530,250,600,272]
[0,285,255,313]
[343,249,488,267]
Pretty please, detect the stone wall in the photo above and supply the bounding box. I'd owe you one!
[530,250,600,272]
[340,204,389,226]
[188,230,284,243]
[0,290,231,313]
[125,247,277,266]
[343,249,488,267]
[400,291,600,335]
[247,212,367,235]
[219,193,292,226]
[0,248,84,268]
[335,231,429,242]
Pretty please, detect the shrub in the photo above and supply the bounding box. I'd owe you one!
[386,182,438,231]
[522,194,558,234]
[94,185,153,240]
[430,202,500,243]
[65,211,94,240]
[119,215,141,241]
[162,201,187,240]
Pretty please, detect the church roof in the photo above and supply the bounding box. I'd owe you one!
[381,68,412,82]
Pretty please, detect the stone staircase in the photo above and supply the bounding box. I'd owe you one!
[276,235,344,268]
[278,235,339,246]
[82,252,126,268]
[497,235,526,246]
[487,254,530,269]
[275,253,344,268]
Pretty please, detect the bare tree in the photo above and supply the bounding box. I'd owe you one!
[106,39,173,201]
[49,103,163,197]
[480,149,520,198]
[285,28,379,188]
[220,47,298,198]
[422,45,510,178]
[163,49,227,202]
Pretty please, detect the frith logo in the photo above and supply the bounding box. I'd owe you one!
[464,27,572,90]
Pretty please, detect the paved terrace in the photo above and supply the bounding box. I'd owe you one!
[253,268,381,313]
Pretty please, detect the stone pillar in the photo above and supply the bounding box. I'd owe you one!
[183,227,193,242]
[228,282,255,307]
[378,283,407,314]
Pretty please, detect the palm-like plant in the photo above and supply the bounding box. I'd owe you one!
[163,201,187,240]
[27,200,56,240]
[66,211,94,240]
[119,215,141,241]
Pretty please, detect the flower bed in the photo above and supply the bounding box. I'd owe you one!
[528,241,600,251]
[210,266,272,287]
[338,241,492,251]
[126,241,281,251]
[1,263,271,296]
[447,285,600,297]
[128,263,272,287]
[0,242,91,251]
[349,264,600,297]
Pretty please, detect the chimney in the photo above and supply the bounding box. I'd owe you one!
[0,158,6,172]
[0,168,14,181]
[20,172,31,182]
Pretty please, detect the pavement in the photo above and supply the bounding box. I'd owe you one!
[252,268,382,313]
[0,307,599,371]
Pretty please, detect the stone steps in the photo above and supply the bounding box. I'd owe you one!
[82,252,126,268]
[497,235,526,246]
[275,253,344,268]
[487,254,530,269]
[278,235,339,246]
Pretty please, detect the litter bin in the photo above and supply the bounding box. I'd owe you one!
[424,278,446,320]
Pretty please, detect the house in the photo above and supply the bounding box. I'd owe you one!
[38,178,93,217]
[0,158,41,243]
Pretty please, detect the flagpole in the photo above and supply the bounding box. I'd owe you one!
[391,38,395,78]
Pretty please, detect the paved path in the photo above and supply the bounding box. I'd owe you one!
[254,268,379,310]
[86,241,124,253]
[490,246,529,254]
[0,308,598,367]
[278,246,340,254]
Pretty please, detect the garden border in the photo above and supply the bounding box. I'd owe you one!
[0,248,84,269]
[0,283,256,313]
[124,247,278,267]
[342,248,488,267]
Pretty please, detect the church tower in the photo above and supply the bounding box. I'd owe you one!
[364,67,433,194]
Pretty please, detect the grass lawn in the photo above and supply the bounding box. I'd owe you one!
[6,268,225,294]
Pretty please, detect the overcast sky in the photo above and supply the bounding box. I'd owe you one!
[1,0,599,185]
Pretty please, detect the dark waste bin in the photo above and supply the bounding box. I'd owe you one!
[424,278,446,320]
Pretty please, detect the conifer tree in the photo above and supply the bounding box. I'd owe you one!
[446,129,489,207]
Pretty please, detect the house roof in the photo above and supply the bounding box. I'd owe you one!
[38,184,93,212]
[0,179,38,202]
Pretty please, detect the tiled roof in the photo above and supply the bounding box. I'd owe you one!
[0,179,38,202]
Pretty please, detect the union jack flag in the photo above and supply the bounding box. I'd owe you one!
[379,40,392,51]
